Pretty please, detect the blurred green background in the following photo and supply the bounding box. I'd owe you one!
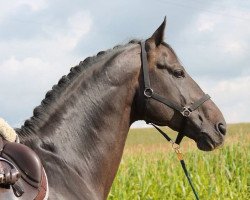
[109,123,250,200]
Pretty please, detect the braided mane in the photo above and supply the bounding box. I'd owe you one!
[16,40,140,137]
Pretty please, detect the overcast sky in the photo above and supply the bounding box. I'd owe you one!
[0,0,249,128]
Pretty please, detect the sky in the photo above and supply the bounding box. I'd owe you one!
[0,0,249,128]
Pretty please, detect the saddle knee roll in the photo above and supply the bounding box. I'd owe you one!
[1,142,42,188]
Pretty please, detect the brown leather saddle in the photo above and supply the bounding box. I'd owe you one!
[0,138,48,199]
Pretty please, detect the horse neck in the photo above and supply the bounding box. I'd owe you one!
[18,44,141,199]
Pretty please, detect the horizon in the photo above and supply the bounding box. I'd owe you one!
[0,0,249,128]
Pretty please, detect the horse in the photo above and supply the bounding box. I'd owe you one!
[3,18,226,199]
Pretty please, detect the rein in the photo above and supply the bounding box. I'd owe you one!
[140,40,211,200]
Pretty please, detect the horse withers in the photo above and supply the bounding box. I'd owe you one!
[0,18,226,199]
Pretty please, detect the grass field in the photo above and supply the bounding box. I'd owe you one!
[108,123,250,200]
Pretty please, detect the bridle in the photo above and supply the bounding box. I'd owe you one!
[140,40,210,145]
[140,40,211,200]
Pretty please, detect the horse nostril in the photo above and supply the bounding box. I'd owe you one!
[216,123,226,135]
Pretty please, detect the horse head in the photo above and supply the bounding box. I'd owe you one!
[135,18,226,151]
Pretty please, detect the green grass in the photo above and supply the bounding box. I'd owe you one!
[108,123,250,200]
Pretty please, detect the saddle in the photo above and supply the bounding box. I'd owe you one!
[0,138,48,200]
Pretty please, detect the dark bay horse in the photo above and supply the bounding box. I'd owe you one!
[12,19,226,199]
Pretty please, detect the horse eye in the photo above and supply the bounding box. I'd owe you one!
[173,69,185,78]
[157,63,166,69]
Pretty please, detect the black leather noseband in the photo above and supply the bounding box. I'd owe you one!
[140,40,211,144]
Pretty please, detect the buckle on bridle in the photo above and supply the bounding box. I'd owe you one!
[181,107,191,117]
[144,88,153,98]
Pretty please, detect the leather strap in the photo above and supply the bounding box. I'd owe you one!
[189,94,210,111]
[141,40,151,90]
[175,132,185,145]
[150,124,172,142]
[180,160,200,200]
[175,118,187,145]
[151,92,183,112]
[34,168,48,200]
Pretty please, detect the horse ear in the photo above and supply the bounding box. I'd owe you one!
[150,17,166,46]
